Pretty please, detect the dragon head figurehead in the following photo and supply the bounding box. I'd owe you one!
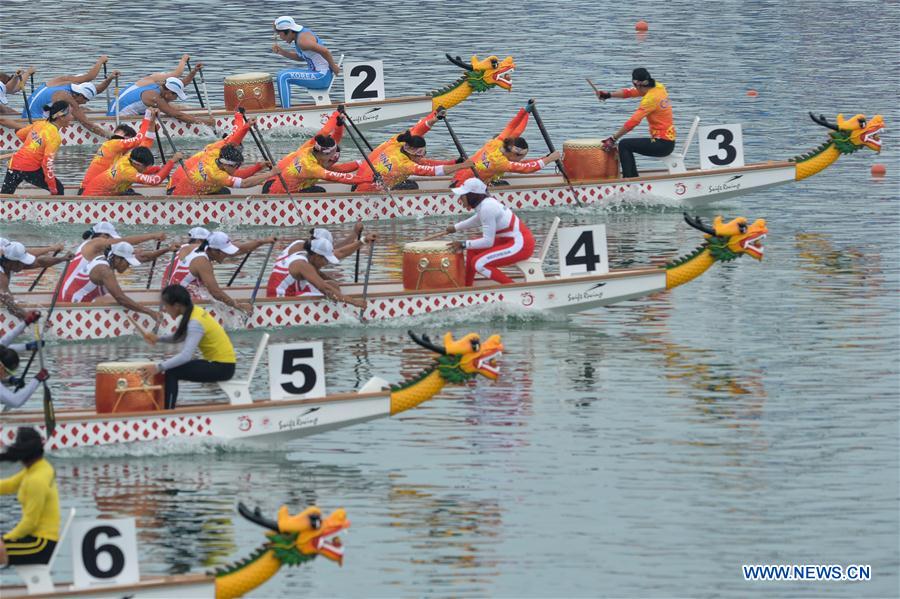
[665,214,767,289]
[430,53,516,110]
[213,503,350,599]
[794,112,885,180]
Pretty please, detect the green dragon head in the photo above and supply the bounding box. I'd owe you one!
[682,214,768,262]
[408,331,504,383]
[809,112,884,154]
[237,502,350,565]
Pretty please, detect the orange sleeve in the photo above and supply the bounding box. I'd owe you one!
[223,121,252,147]
[417,157,457,166]
[41,131,62,194]
[144,165,162,175]
[410,163,440,177]
[134,160,176,185]
[409,111,437,137]
[498,109,528,140]
[623,106,649,132]
[506,158,545,174]
[318,166,365,184]
[330,160,359,173]
[16,125,33,141]
[121,117,154,150]
[621,87,640,98]
[234,163,264,178]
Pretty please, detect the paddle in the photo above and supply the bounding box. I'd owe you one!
[114,73,120,126]
[586,78,604,102]
[337,105,393,199]
[437,109,478,178]
[33,323,55,436]
[238,107,295,204]
[338,105,374,152]
[103,63,111,115]
[359,239,375,321]
[353,231,362,283]
[29,72,34,95]
[185,59,205,108]
[155,114,199,198]
[27,249,61,292]
[227,251,253,287]
[189,60,219,135]
[21,86,32,124]
[152,250,178,335]
[244,239,277,323]
[145,240,161,289]
[527,98,586,204]
[155,125,167,163]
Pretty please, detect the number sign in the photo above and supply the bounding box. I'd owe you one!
[268,341,327,400]
[343,60,385,104]
[557,225,609,278]
[71,518,139,588]
[698,123,745,169]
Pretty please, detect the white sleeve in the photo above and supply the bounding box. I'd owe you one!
[231,177,244,189]
[0,321,27,346]
[454,212,482,231]
[465,201,501,251]
[0,378,41,409]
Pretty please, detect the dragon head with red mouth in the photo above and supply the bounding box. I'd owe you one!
[684,214,768,261]
[407,331,504,382]
[810,112,884,154]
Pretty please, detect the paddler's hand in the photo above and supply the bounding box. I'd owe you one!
[98,55,109,65]
[347,296,367,309]
[237,302,254,316]
[445,225,456,235]
[109,70,120,79]
[199,116,217,128]
[35,369,50,382]
[353,222,365,237]
[172,151,184,162]
[362,232,377,244]
[331,63,341,76]
[147,310,162,324]
[48,243,65,253]
[24,310,41,325]
[154,232,167,242]
[545,150,561,163]
[595,89,612,100]
[601,137,617,153]
[25,340,45,351]
[271,44,284,56]
[435,106,447,120]
[181,53,190,62]
[449,241,465,252]
[192,62,204,72]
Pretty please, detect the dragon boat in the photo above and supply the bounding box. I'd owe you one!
[3,503,349,598]
[0,112,882,226]
[0,54,514,152]
[0,331,503,452]
[1,214,768,342]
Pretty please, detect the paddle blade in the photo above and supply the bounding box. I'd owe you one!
[43,384,56,437]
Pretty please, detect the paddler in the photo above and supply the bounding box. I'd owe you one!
[595,67,676,178]
[262,111,368,193]
[57,233,167,322]
[272,16,342,108]
[266,225,371,308]
[353,108,473,191]
[1,312,47,409]
[22,55,116,137]
[108,54,213,127]
[163,231,276,315]
[79,108,159,193]
[81,147,182,196]
[1,101,73,195]
[0,68,35,128]
[0,427,60,567]
[441,177,535,286]
[131,284,236,410]
[451,107,560,187]
[0,241,71,320]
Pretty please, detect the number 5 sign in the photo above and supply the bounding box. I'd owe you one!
[557,225,609,278]
[70,518,139,588]
[343,60,385,104]
[268,341,327,400]
[698,124,745,170]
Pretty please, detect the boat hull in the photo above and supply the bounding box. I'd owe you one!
[0,162,797,226]
[3,576,214,599]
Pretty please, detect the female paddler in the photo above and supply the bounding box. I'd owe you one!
[131,284,236,410]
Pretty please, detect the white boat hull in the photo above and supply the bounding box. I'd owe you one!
[0,162,797,226]
[3,576,214,599]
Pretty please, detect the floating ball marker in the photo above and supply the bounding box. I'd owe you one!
[747,89,759,97]
[635,20,649,31]
[871,163,886,177]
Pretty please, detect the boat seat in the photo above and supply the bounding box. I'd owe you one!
[219,333,270,405]
[358,376,390,393]
[659,116,700,174]
[515,216,560,282]
[14,507,76,594]
[303,54,344,106]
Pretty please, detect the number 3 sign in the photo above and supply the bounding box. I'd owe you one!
[268,341,327,400]
[70,518,139,588]
[557,225,609,278]
[343,60,385,104]
[698,123,745,169]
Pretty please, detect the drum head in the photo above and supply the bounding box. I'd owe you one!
[564,138,605,149]
[225,72,272,83]
[404,241,453,252]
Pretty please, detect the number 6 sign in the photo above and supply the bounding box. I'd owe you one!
[557,225,609,278]
[268,341,327,400]
[70,518,139,588]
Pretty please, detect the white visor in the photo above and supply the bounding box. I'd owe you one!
[2,241,36,265]
[451,177,488,196]
[310,237,340,264]
[164,77,188,101]
[208,231,240,255]
[70,82,97,101]
[109,241,141,266]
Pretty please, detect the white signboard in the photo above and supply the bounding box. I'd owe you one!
[268,341,327,401]
[557,225,609,278]
[71,518,139,588]
[343,60,385,104]
[698,123,745,170]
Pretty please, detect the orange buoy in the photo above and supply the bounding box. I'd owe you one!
[635,20,649,31]
[747,89,759,97]
[871,163,886,177]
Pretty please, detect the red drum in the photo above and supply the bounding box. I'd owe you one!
[95,361,164,414]
[402,242,465,291]
[562,138,619,182]
[224,72,276,111]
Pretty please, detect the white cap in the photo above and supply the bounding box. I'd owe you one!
[0,81,8,106]
[208,231,239,255]
[164,77,188,101]
[0,237,10,249]
[70,82,97,101]
[451,177,488,196]
[309,237,340,264]
[92,221,121,238]
[109,241,141,266]
[3,242,36,265]
[188,227,211,240]
[274,15,303,32]
[311,228,333,243]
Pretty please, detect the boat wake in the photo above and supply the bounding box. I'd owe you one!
[51,436,275,458]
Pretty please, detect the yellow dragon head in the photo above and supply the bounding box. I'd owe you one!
[408,331,504,382]
[809,112,884,154]
[683,214,768,261]
[237,502,350,565]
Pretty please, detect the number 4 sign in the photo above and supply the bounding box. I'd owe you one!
[70,518,139,588]
[698,123,745,170]
[557,225,609,278]
[268,341,327,401]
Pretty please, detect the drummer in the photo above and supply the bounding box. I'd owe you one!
[266,226,370,307]
[452,107,559,187]
[21,56,116,138]
[57,233,166,322]
[81,147,181,196]
[0,242,71,320]
[263,111,367,193]
[131,285,235,410]
[1,101,73,195]
[354,108,472,191]
[272,16,341,108]
[595,67,676,177]
[164,231,276,315]
[108,54,213,127]
[79,108,159,192]
[441,177,535,286]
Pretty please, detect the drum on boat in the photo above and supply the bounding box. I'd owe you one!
[96,361,164,414]
[562,138,619,182]
[402,241,465,291]
[224,72,276,111]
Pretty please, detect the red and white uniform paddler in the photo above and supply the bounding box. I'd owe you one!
[59,221,123,287]
[446,177,535,286]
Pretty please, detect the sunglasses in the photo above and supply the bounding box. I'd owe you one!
[403,145,426,157]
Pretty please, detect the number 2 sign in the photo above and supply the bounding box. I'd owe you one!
[343,60,385,104]
[70,518,139,588]
[268,341,327,401]
[557,225,609,278]
[698,123,745,170]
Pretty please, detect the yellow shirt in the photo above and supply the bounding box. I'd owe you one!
[0,458,60,541]
[191,306,236,364]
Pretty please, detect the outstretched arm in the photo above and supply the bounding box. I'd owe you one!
[194,259,251,314]
[50,55,108,85]
[95,70,119,94]
[497,108,528,140]
[154,96,213,127]
[96,268,158,318]
[64,96,108,137]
